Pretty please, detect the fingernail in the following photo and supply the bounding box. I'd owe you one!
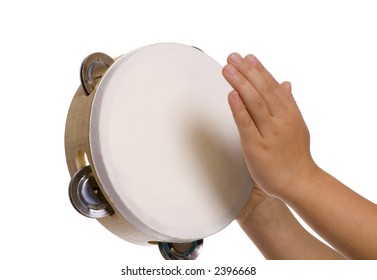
[230,91,240,101]
[245,54,257,65]
[224,64,237,76]
[230,53,243,64]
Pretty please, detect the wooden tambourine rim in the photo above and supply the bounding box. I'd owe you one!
[65,54,155,245]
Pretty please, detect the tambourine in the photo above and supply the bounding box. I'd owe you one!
[65,42,253,259]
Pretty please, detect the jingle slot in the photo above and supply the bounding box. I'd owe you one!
[75,150,89,170]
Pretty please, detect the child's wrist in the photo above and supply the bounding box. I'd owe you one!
[237,188,283,227]
[277,162,321,204]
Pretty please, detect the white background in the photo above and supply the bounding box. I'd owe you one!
[1,0,376,279]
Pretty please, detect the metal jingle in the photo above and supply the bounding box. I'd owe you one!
[69,165,114,218]
[191,46,203,52]
[158,239,203,260]
[80,52,114,95]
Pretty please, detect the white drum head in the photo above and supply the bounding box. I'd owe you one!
[90,43,252,242]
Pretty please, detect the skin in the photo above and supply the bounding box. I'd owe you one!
[237,185,344,259]
[222,53,377,259]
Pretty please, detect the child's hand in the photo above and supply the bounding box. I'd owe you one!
[223,53,377,259]
[222,53,317,199]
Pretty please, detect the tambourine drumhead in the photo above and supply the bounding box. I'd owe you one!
[90,43,252,242]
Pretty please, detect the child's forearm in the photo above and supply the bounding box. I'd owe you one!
[281,167,377,259]
[238,195,345,259]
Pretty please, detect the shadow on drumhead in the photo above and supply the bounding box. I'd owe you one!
[186,118,252,223]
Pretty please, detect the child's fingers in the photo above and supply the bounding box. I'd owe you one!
[227,53,281,116]
[227,90,261,141]
[276,81,296,107]
[223,64,272,135]
[244,54,279,89]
